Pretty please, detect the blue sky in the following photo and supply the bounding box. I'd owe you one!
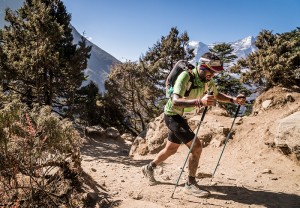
[1,0,300,61]
[62,0,300,61]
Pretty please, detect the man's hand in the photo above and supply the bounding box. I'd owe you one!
[234,94,246,105]
[201,94,216,106]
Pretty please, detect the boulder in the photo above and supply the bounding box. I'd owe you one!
[262,100,272,109]
[85,125,105,136]
[275,111,300,160]
[130,113,168,156]
[121,133,135,142]
[105,127,120,139]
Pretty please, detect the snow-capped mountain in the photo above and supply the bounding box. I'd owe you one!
[231,36,257,60]
[188,36,258,66]
[71,25,121,93]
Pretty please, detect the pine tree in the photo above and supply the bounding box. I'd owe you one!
[210,43,237,67]
[209,43,239,94]
[0,0,91,110]
[232,28,300,89]
[73,81,100,126]
[105,27,194,133]
[105,61,158,134]
[142,27,194,86]
[210,43,250,115]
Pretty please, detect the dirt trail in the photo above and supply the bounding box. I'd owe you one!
[80,129,300,207]
[80,94,300,208]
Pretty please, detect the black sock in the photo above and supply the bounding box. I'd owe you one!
[188,175,196,185]
[147,162,156,171]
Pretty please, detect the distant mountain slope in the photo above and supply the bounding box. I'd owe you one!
[71,25,121,93]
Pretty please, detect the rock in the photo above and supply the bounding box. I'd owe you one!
[282,87,292,92]
[121,133,135,142]
[275,111,300,160]
[210,106,230,117]
[129,136,143,156]
[210,138,223,147]
[286,94,295,102]
[161,174,171,181]
[91,168,97,172]
[196,172,212,178]
[262,100,272,109]
[130,113,168,156]
[210,182,218,186]
[146,114,168,154]
[85,125,105,136]
[216,126,230,136]
[235,117,243,125]
[86,192,99,201]
[262,169,272,174]
[137,140,149,156]
[105,127,120,139]
[124,140,133,145]
[128,191,143,200]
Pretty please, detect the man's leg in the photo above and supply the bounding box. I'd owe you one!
[142,140,180,186]
[185,138,202,184]
[153,140,180,165]
[184,138,210,197]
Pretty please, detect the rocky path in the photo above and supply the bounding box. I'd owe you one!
[79,86,300,207]
[80,130,300,208]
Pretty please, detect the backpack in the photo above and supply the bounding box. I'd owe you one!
[165,60,198,98]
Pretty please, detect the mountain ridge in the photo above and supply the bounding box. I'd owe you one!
[189,35,258,65]
[71,25,121,93]
[71,32,258,93]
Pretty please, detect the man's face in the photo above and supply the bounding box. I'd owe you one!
[198,66,216,82]
[204,68,215,81]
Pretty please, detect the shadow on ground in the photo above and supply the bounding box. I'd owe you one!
[200,185,300,208]
[81,136,151,167]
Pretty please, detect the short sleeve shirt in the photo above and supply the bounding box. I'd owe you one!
[164,68,218,116]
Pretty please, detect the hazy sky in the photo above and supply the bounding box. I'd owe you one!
[1,0,300,61]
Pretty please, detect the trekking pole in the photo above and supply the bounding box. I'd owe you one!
[211,104,241,179]
[171,91,212,198]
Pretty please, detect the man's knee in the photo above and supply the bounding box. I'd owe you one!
[165,145,179,155]
[191,138,202,155]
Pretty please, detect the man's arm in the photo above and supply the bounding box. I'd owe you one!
[172,94,216,108]
[216,92,246,105]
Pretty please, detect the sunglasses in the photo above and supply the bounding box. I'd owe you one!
[200,65,216,73]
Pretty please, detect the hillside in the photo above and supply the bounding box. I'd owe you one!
[80,87,300,208]
[71,25,121,93]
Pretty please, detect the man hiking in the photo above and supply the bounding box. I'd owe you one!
[142,52,246,197]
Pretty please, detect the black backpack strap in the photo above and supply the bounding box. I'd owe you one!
[184,71,197,97]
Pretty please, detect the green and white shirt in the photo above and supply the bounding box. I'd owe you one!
[164,67,218,116]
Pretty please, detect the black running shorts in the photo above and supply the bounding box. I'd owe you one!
[164,114,195,144]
